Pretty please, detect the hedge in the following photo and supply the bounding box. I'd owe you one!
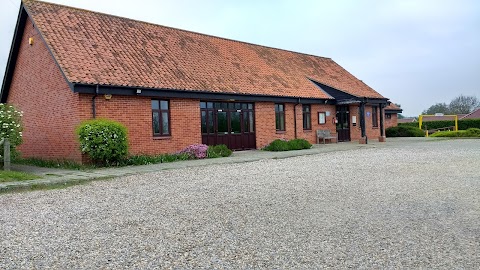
[207,144,233,158]
[386,125,424,137]
[399,119,480,130]
[430,128,480,138]
[263,138,312,151]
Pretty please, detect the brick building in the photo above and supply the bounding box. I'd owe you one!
[384,103,402,129]
[1,0,401,163]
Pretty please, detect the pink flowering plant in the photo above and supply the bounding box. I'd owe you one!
[178,144,209,159]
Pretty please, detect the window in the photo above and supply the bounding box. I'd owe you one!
[318,112,326,124]
[372,106,378,127]
[201,101,254,135]
[152,100,170,136]
[275,103,285,131]
[386,113,392,119]
[302,105,311,130]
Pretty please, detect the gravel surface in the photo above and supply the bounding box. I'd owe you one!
[1,139,479,269]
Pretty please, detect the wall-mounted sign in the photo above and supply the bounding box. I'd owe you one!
[318,112,326,124]
[325,111,330,116]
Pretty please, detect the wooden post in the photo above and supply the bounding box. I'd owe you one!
[359,102,367,144]
[4,139,10,171]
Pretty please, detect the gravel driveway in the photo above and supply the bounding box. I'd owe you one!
[1,139,479,269]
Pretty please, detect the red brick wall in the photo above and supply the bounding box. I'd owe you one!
[7,18,83,161]
[79,95,201,155]
[350,105,385,141]
[255,102,336,148]
[295,104,337,144]
[385,113,398,129]
[349,105,361,141]
[255,102,293,148]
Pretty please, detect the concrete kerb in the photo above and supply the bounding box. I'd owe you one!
[0,138,429,193]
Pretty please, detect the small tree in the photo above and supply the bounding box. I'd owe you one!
[77,119,128,165]
[422,102,450,115]
[448,95,479,114]
[422,95,480,115]
[0,104,23,157]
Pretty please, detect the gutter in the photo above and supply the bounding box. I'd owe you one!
[92,85,99,118]
[294,98,300,139]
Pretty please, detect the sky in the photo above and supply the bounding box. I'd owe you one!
[1,0,479,116]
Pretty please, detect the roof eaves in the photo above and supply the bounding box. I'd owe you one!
[309,78,359,101]
[72,83,336,104]
[1,2,27,103]
[385,109,403,113]
[306,78,335,100]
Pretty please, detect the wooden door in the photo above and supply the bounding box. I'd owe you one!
[336,105,350,142]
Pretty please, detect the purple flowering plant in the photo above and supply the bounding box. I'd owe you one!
[178,144,209,159]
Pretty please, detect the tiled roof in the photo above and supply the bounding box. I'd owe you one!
[385,103,402,111]
[398,118,417,123]
[422,115,460,122]
[23,0,385,99]
[460,108,480,119]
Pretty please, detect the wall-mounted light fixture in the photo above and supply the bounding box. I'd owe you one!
[136,89,142,95]
[29,37,34,45]
[104,94,112,100]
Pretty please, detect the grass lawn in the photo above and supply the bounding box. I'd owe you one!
[0,170,40,183]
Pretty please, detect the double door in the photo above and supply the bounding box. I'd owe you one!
[201,101,255,150]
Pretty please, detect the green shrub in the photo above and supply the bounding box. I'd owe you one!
[0,104,23,158]
[386,126,424,137]
[287,140,303,150]
[288,139,312,150]
[431,128,480,138]
[459,119,480,130]
[263,139,290,151]
[263,138,312,151]
[430,130,461,137]
[207,144,233,158]
[399,119,480,130]
[466,128,480,137]
[398,122,418,128]
[77,119,128,165]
